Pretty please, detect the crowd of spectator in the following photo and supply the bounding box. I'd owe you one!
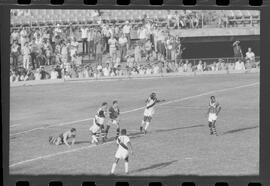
[10,10,259,83]
[10,56,260,83]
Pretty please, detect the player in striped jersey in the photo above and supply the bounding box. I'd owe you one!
[140,93,165,134]
[89,102,108,144]
[105,100,121,139]
[49,128,76,147]
[207,96,221,136]
[111,129,133,175]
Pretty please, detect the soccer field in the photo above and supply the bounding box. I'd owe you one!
[9,73,259,176]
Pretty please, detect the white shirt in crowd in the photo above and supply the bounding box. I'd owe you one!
[123,24,131,34]
[235,60,246,70]
[81,28,88,39]
[103,67,110,77]
[246,51,255,60]
[108,38,117,48]
[197,63,203,72]
[118,37,127,46]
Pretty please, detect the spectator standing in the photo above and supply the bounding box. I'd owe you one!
[21,42,31,70]
[87,28,95,57]
[232,40,243,60]
[30,39,39,69]
[11,41,20,69]
[108,35,118,64]
[96,40,103,65]
[245,47,255,62]
[197,60,203,72]
[122,21,131,49]
[81,26,89,54]
[118,33,128,62]
[134,42,142,63]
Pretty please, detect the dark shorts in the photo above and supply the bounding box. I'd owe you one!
[143,116,152,122]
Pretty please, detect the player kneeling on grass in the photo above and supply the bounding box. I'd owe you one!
[49,128,76,147]
[111,129,133,175]
[105,100,120,139]
[140,92,165,134]
[207,96,221,136]
[89,102,108,144]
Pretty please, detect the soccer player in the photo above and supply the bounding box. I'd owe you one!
[49,128,76,147]
[140,93,165,134]
[207,96,222,136]
[111,129,133,175]
[89,102,108,144]
[105,100,120,139]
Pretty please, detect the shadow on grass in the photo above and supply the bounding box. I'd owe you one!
[130,160,178,173]
[222,125,259,135]
[75,124,205,145]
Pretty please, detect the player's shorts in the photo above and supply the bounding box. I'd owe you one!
[143,116,152,122]
[208,113,217,122]
[89,124,100,134]
[115,148,129,160]
[144,108,155,117]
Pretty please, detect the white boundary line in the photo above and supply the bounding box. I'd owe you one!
[10,82,259,137]
[9,82,259,168]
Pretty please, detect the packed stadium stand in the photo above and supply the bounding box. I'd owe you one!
[11,9,260,28]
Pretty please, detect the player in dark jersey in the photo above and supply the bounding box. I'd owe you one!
[206,96,221,136]
[49,128,76,147]
[105,100,120,139]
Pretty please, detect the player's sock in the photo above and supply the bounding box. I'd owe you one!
[140,121,145,132]
[124,162,129,174]
[144,122,150,132]
[49,136,53,144]
[111,163,117,174]
[208,122,213,135]
[212,122,217,135]
[116,128,120,137]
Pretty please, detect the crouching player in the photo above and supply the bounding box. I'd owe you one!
[140,92,165,134]
[111,129,133,175]
[89,102,108,144]
[49,128,76,147]
[105,100,120,139]
[207,96,221,136]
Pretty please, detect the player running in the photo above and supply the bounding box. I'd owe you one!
[105,100,121,139]
[49,128,76,147]
[207,96,222,136]
[89,102,108,144]
[111,129,133,175]
[140,92,165,134]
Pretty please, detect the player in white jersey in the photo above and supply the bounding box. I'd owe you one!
[49,128,76,147]
[111,129,133,175]
[140,93,165,134]
[89,102,108,144]
[207,96,221,136]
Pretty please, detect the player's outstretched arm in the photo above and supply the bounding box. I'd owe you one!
[128,142,133,155]
[217,105,222,116]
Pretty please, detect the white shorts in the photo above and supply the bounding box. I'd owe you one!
[89,124,100,134]
[115,148,129,160]
[208,113,217,122]
[144,108,154,117]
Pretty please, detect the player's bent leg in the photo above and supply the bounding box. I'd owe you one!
[116,127,120,139]
[55,137,62,145]
[105,125,110,138]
